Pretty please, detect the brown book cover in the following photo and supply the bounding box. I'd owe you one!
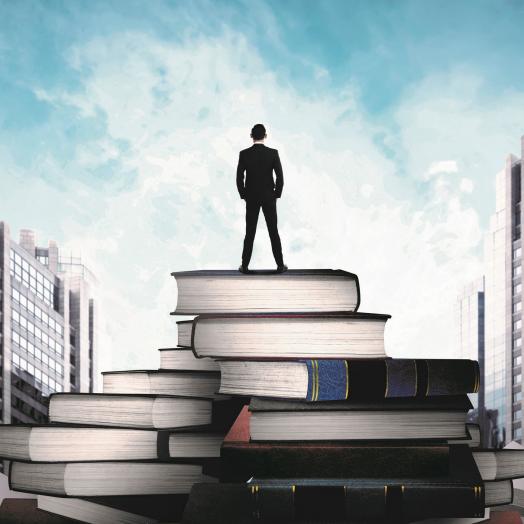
[0,499,78,523]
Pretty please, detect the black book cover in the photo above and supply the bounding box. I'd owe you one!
[220,442,451,481]
[183,445,484,523]
[249,394,473,412]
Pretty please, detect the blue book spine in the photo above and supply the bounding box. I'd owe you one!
[304,359,479,401]
[305,360,348,401]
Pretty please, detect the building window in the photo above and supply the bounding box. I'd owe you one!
[515,266,523,278]
[516,374,522,385]
[515,319,522,331]
[515,247,523,260]
[515,302,522,313]
[12,328,63,380]
[11,288,64,339]
[10,249,55,308]
[517,338,523,348]
[515,356,522,367]
[515,392,522,403]
[515,428,523,440]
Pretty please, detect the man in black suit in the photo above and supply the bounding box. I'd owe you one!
[236,124,287,273]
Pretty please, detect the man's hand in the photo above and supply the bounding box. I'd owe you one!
[273,151,283,198]
[236,152,246,200]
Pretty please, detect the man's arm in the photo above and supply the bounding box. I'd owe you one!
[274,150,284,198]
[236,152,246,199]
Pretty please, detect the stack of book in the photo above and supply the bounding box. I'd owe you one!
[0,340,245,523]
[2,268,524,523]
[171,269,524,524]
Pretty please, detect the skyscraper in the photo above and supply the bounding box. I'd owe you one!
[0,221,97,425]
[457,277,485,410]
[483,145,523,446]
[456,277,504,447]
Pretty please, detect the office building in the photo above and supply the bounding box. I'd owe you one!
[457,277,485,409]
[0,221,97,425]
[483,143,523,446]
[457,277,504,447]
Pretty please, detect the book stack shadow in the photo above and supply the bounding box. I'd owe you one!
[173,270,524,524]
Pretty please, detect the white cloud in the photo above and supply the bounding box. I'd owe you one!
[460,177,474,193]
[426,160,458,179]
[392,68,524,212]
[8,31,497,376]
[360,184,374,198]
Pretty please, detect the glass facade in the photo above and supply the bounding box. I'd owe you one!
[457,278,485,410]
[484,170,508,446]
[484,158,524,446]
[11,287,64,337]
[513,236,523,442]
[1,223,97,428]
[9,248,54,306]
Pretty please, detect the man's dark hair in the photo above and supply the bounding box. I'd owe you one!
[251,124,266,140]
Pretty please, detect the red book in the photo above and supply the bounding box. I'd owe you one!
[488,511,523,523]
[223,404,251,443]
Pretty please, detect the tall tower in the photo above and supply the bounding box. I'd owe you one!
[0,222,97,426]
[484,141,524,446]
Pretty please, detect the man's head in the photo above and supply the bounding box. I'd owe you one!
[251,124,266,142]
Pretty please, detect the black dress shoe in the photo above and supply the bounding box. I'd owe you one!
[238,265,249,274]
[276,264,288,274]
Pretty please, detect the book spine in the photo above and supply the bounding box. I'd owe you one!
[304,359,480,401]
[220,445,450,481]
[353,272,361,311]
[185,482,485,522]
[191,317,199,357]
[157,431,170,459]
[250,483,485,521]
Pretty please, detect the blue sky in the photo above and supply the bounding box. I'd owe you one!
[1,0,524,371]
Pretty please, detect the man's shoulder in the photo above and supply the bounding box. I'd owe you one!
[239,145,278,155]
[249,144,277,152]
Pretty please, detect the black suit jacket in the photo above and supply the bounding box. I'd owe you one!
[236,144,283,202]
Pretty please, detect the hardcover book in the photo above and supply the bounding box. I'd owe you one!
[191,312,390,360]
[171,269,360,314]
[219,358,480,400]
[48,393,213,429]
[221,405,453,480]
[248,395,473,441]
[9,461,217,497]
[182,445,488,523]
[177,320,193,348]
[0,425,225,461]
[473,450,524,480]
[159,346,220,372]
[102,369,220,398]
[181,481,509,523]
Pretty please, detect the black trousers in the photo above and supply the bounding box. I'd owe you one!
[241,198,284,267]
